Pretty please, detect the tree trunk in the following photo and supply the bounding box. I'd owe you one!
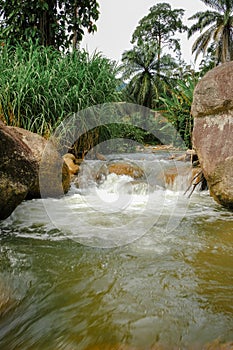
[72,2,79,51]
[39,0,57,48]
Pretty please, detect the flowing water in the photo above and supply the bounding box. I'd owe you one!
[0,151,232,350]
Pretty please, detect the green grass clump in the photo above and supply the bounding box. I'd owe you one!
[0,42,122,136]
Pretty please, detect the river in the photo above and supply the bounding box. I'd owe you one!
[0,151,232,350]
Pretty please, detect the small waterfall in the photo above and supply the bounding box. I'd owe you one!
[3,152,198,248]
[73,156,194,195]
[163,165,193,191]
[97,173,149,196]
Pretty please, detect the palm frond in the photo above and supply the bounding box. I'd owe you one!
[188,11,220,37]
[201,0,225,12]
[188,0,233,63]
[192,25,215,60]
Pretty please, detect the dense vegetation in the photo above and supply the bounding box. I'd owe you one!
[121,0,233,147]
[121,3,187,109]
[121,3,195,147]
[0,0,99,50]
[0,43,121,136]
[0,0,232,149]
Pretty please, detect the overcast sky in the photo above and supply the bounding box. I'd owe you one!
[81,0,207,67]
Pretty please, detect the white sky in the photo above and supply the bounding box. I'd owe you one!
[81,0,207,67]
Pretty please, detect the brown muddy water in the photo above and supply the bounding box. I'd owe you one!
[0,152,232,350]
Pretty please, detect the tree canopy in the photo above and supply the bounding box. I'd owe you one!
[120,2,200,146]
[122,44,178,108]
[121,2,187,109]
[188,0,233,64]
[0,0,100,50]
[131,3,187,59]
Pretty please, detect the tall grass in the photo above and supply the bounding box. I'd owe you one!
[0,43,122,136]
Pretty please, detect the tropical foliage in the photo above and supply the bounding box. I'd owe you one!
[159,74,199,148]
[121,3,188,109]
[1,1,230,151]
[198,44,216,76]
[0,0,99,50]
[121,43,179,109]
[188,0,233,64]
[120,2,196,144]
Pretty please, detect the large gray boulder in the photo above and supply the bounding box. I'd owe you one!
[0,123,70,220]
[192,62,233,209]
[0,122,37,220]
[9,127,70,199]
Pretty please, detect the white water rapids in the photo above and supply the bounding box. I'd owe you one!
[2,152,228,248]
[0,151,232,350]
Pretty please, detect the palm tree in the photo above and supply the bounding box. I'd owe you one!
[121,43,178,109]
[188,0,233,64]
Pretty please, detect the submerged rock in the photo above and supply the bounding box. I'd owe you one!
[192,62,233,209]
[107,162,144,179]
[158,164,192,191]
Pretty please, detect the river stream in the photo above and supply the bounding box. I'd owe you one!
[0,151,232,350]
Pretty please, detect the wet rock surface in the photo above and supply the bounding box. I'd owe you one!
[107,161,145,179]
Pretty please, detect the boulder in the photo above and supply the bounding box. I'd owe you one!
[0,122,37,220]
[84,342,233,350]
[191,62,233,118]
[0,123,70,220]
[107,162,144,179]
[192,62,233,209]
[9,127,70,198]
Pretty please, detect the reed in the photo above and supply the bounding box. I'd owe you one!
[0,43,122,136]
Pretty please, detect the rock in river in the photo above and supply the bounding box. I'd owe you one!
[0,122,70,220]
[9,127,70,199]
[0,121,37,220]
[192,62,233,209]
[107,162,144,179]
